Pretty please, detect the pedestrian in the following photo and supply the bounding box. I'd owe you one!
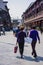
[2,27,5,35]
[29,26,40,58]
[15,26,20,37]
[40,27,43,34]
[16,26,26,58]
[0,27,1,36]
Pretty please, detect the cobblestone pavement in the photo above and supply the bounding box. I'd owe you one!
[0,31,43,65]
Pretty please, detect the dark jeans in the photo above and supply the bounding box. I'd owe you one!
[18,42,24,56]
[31,40,37,56]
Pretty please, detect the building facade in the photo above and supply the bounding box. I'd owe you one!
[22,0,43,31]
[0,0,11,31]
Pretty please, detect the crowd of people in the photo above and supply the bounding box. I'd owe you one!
[0,27,5,36]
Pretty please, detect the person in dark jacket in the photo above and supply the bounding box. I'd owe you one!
[17,26,26,58]
[29,26,40,58]
[15,26,20,37]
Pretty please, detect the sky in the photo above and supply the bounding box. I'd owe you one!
[4,0,36,19]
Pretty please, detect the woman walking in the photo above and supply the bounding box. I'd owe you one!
[17,26,26,58]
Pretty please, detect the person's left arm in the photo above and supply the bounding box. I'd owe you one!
[37,31,40,44]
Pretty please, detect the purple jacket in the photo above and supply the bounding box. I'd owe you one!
[17,31,26,43]
[29,30,40,41]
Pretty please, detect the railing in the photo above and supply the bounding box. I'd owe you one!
[24,11,43,23]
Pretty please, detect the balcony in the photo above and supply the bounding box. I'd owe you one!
[24,11,43,24]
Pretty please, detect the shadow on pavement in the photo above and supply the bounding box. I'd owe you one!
[16,55,43,62]
[16,56,21,59]
[24,55,43,62]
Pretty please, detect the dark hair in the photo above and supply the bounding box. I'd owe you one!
[20,27,24,30]
[31,26,36,29]
[20,26,24,30]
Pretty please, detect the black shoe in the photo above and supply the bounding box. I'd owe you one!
[21,55,23,59]
[33,54,37,58]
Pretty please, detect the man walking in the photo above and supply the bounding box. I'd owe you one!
[29,26,40,58]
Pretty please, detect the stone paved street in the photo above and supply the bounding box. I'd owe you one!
[0,31,43,65]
